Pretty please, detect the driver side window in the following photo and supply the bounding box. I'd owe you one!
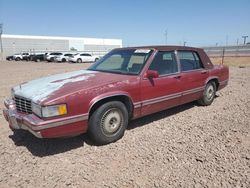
[149,51,178,75]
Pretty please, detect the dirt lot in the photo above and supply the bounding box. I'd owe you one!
[0,60,249,188]
[210,56,250,67]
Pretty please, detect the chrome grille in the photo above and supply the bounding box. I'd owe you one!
[14,95,32,114]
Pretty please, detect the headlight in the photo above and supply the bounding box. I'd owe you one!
[42,104,67,117]
[32,103,67,118]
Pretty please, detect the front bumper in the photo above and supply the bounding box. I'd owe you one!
[3,99,89,138]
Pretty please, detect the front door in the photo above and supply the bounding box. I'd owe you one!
[140,51,181,116]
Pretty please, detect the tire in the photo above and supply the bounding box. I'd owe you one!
[88,101,128,145]
[36,58,41,62]
[77,58,82,63]
[62,58,66,62]
[50,57,54,62]
[197,82,216,106]
[16,57,21,61]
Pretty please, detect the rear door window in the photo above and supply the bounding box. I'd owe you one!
[178,51,203,71]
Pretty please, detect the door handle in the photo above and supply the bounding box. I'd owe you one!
[201,70,208,74]
[173,75,181,79]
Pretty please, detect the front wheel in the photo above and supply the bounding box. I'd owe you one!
[88,101,128,145]
[197,82,216,106]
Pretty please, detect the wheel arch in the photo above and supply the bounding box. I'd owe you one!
[205,77,219,91]
[88,93,134,120]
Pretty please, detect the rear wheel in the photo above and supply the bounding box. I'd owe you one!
[88,101,128,145]
[77,58,82,63]
[197,82,216,106]
[16,57,21,61]
[62,58,66,62]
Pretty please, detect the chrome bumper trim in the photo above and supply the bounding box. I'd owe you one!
[28,114,88,131]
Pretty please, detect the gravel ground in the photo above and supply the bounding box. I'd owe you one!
[0,61,249,188]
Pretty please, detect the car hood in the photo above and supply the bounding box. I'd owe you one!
[13,70,134,104]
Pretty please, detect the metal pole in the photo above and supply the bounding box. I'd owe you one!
[221,47,225,64]
[242,36,248,45]
[0,24,3,60]
[165,29,168,45]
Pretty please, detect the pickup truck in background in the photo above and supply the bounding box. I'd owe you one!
[3,46,229,144]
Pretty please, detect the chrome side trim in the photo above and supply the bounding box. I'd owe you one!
[182,86,204,96]
[31,114,88,131]
[133,102,141,109]
[142,93,181,107]
[133,86,205,108]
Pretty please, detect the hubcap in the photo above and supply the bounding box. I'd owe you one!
[206,85,214,100]
[101,108,123,135]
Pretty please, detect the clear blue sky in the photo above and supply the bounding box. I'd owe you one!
[0,0,249,46]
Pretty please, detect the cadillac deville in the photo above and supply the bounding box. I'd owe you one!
[3,46,229,144]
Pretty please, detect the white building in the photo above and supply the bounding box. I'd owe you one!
[1,34,122,57]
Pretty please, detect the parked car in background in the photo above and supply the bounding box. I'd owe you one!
[22,53,33,61]
[3,46,229,145]
[13,52,30,61]
[45,52,63,62]
[6,55,14,61]
[68,53,99,63]
[31,54,46,62]
[54,53,76,62]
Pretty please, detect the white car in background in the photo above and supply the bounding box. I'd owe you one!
[54,53,76,62]
[13,52,30,61]
[68,53,99,63]
[45,52,63,62]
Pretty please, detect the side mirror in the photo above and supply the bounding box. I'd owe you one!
[144,70,159,79]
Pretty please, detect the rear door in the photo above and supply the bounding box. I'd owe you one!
[140,51,181,116]
[177,51,208,104]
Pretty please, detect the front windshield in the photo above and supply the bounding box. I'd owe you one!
[88,49,153,75]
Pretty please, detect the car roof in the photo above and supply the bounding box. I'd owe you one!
[114,45,203,52]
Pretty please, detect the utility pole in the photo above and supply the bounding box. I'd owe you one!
[165,29,168,45]
[0,23,3,60]
[242,35,248,45]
